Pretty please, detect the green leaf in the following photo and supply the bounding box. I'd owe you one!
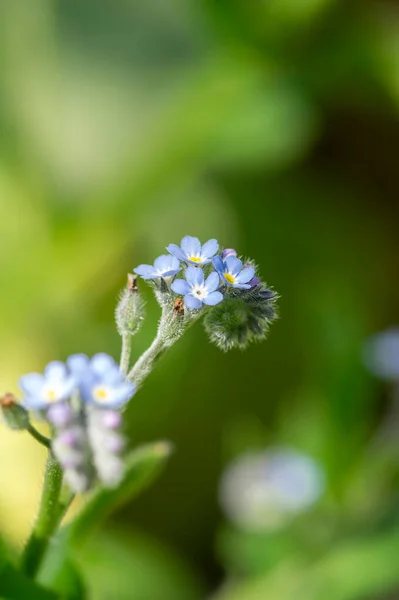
[215,529,399,600]
[67,441,173,545]
[0,558,57,600]
[39,558,86,600]
[74,529,203,600]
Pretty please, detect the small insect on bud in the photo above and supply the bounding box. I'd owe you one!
[0,393,30,430]
[115,273,146,337]
[173,297,184,318]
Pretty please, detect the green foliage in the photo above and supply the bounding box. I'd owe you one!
[0,556,57,600]
[215,529,399,600]
[204,286,278,351]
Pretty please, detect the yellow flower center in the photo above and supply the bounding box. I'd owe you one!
[189,256,202,263]
[224,273,236,284]
[93,386,110,402]
[45,388,58,402]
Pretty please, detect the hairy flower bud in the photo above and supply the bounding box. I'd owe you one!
[203,284,278,351]
[115,274,146,337]
[0,393,30,430]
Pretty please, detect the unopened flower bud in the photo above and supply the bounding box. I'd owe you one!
[0,393,30,430]
[115,274,146,337]
[222,249,237,260]
[47,403,74,428]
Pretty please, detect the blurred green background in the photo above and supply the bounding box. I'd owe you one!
[1,1,399,598]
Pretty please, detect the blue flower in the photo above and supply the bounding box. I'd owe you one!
[213,255,255,289]
[134,254,181,280]
[167,236,219,266]
[19,362,76,411]
[67,353,136,409]
[171,266,223,309]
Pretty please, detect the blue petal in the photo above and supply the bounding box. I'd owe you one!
[154,254,174,272]
[202,291,224,306]
[134,264,158,279]
[201,238,219,259]
[67,354,90,384]
[236,266,255,284]
[19,373,44,396]
[59,376,77,400]
[185,266,204,286]
[233,282,251,289]
[212,255,225,273]
[166,244,186,261]
[44,361,67,381]
[181,236,201,257]
[184,294,202,309]
[21,395,48,411]
[91,353,117,375]
[171,279,191,295]
[225,255,243,274]
[105,382,136,408]
[161,268,181,277]
[205,271,220,293]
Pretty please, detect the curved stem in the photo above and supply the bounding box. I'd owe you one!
[21,454,70,579]
[27,424,51,448]
[127,333,167,388]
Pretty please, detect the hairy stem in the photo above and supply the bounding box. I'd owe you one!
[21,454,70,579]
[127,333,168,388]
[127,305,201,388]
[120,333,132,375]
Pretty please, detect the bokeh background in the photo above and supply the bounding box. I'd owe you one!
[1,1,399,598]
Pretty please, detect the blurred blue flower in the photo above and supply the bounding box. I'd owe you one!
[363,328,399,381]
[19,362,76,411]
[219,448,325,532]
[213,255,255,289]
[171,266,223,309]
[134,254,181,280]
[167,236,219,265]
[67,353,136,409]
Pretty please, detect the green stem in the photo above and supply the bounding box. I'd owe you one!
[127,333,167,388]
[27,424,51,448]
[127,306,202,388]
[21,454,69,579]
[120,333,132,375]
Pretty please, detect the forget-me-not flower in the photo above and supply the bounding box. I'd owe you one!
[134,255,181,280]
[219,448,325,532]
[213,255,255,289]
[67,353,136,409]
[19,362,76,411]
[171,266,223,309]
[167,236,219,266]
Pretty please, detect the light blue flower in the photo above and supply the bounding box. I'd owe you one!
[134,254,181,280]
[167,236,219,266]
[19,362,76,411]
[171,266,223,309]
[363,328,399,381]
[219,448,325,532]
[213,255,255,289]
[67,353,136,409]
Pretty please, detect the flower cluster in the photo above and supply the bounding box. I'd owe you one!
[135,235,261,307]
[19,353,135,492]
[134,235,278,351]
